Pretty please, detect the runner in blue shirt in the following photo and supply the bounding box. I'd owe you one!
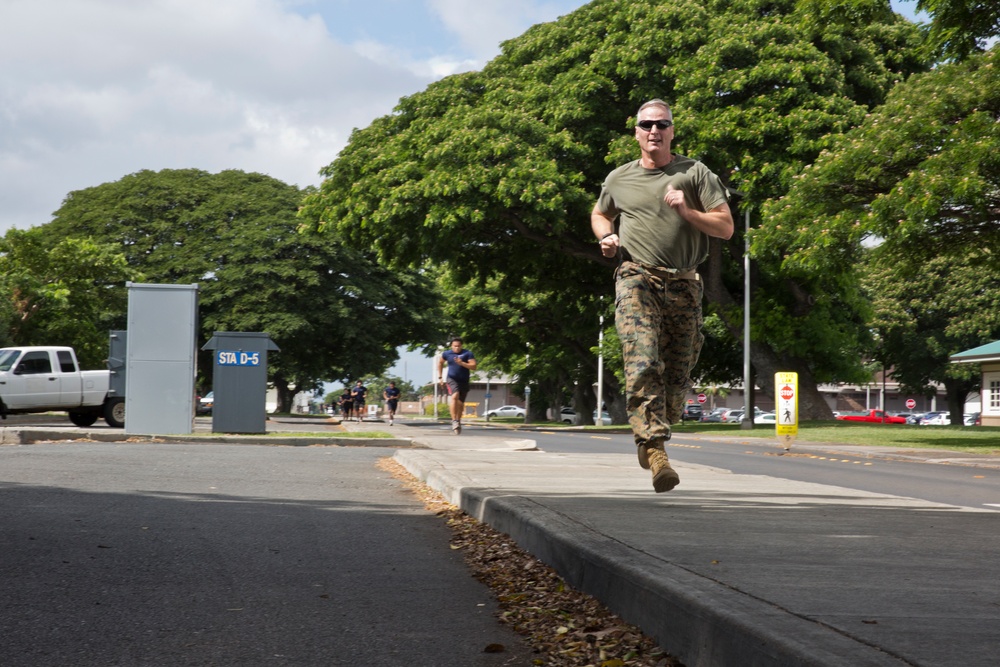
[383,381,401,426]
[438,337,477,434]
[351,380,367,422]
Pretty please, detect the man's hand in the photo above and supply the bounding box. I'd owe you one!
[598,232,619,258]
[664,183,686,210]
[664,184,734,240]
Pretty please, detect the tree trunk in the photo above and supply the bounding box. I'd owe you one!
[573,381,596,425]
[702,239,834,421]
[944,377,973,425]
[273,377,294,414]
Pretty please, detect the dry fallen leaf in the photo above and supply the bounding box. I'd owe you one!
[377,457,682,667]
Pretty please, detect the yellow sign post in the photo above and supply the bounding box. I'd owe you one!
[775,372,798,450]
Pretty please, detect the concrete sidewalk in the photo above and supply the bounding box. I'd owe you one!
[389,425,999,667]
[5,416,998,667]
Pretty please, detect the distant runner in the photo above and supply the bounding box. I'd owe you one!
[438,337,477,435]
[383,381,401,426]
[351,380,367,422]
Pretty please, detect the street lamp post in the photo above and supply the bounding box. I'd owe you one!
[742,206,754,431]
[596,310,604,426]
[432,353,439,420]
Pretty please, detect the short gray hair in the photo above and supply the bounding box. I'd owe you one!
[637,99,671,117]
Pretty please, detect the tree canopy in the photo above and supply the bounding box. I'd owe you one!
[42,169,444,409]
[300,0,926,418]
[761,44,1000,414]
[0,227,139,367]
[863,247,998,423]
[916,0,1000,60]
[760,46,1000,273]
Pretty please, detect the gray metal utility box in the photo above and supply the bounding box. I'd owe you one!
[202,332,279,433]
[107,330,127,400]
[125,283,199,435]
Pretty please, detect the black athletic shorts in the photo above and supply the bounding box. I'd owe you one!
[446,378,470,402]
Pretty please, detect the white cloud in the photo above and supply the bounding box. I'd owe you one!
[0,0,435,230]
[0,0,596,231]
[427,0,581,60]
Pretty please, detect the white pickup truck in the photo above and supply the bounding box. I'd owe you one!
[0,346,125,428]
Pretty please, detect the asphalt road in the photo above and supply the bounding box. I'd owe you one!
[0,443,534,667]
[465,424,1000,512]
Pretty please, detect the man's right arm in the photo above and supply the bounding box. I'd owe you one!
[592,204,620,258]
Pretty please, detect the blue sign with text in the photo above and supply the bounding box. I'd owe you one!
[217,350,261,366]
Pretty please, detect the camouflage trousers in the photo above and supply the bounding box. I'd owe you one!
[614,261,704,447]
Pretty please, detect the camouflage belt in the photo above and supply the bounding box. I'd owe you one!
[623,260,699,281]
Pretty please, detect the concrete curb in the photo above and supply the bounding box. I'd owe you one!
[394,449,913,667]
[0,428,419,449]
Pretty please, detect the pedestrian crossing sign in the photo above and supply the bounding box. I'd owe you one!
[775,372,798,449]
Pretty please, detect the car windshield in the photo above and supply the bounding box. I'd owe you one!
[0,349,21,372]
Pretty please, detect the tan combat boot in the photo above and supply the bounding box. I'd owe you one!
[639,444,680,493]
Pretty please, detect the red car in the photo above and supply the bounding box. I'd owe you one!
[836,409,906,424]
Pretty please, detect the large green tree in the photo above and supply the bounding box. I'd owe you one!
[863,248,999,423]
[44,169,444,410]
[0,227,138,367]
[915,0,1000,60]
[761,45,1000,417]
[760,46,1000,264]
[301,0,925,419]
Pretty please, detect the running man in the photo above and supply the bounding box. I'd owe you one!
[351,380,367,422]
[339,387,353,423]
[383,381,401,426]
[438,337,477,434]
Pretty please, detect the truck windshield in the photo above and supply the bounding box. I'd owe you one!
[0,349,21,372]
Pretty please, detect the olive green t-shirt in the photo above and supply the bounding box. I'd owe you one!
[596,155,729,269]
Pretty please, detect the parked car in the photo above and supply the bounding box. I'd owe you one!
[485,405,525,419]
[559,407,612,425]
[723,407,766,423]
[197,391,214,415]
[681,404,703,421]
[965,412,981,426]
[905,413,927,425]
[919,411,950,425]
[754,412,777,425]
[701,407,730,423]
[836,410,907,424]
[593,410,612,425]
[0,345,124,427]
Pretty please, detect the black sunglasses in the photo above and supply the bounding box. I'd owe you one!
[636,119,673,131]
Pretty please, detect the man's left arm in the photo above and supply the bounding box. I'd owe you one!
[686,202,734,240]
[664,185,734,240]
[461,353,478,372]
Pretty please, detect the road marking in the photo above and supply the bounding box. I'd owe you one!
[984,504,1000,509]
[761,451,873,466]
[589,435,612,440]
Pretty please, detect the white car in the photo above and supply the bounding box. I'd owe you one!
[560,408,612,425]
[593,410,612,425]
[920,412,950,425]
[754,412,777,425]
[485,405,526,419]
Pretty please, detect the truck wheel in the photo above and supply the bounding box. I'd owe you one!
[104,398,125,428]
[69,410,99,427]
